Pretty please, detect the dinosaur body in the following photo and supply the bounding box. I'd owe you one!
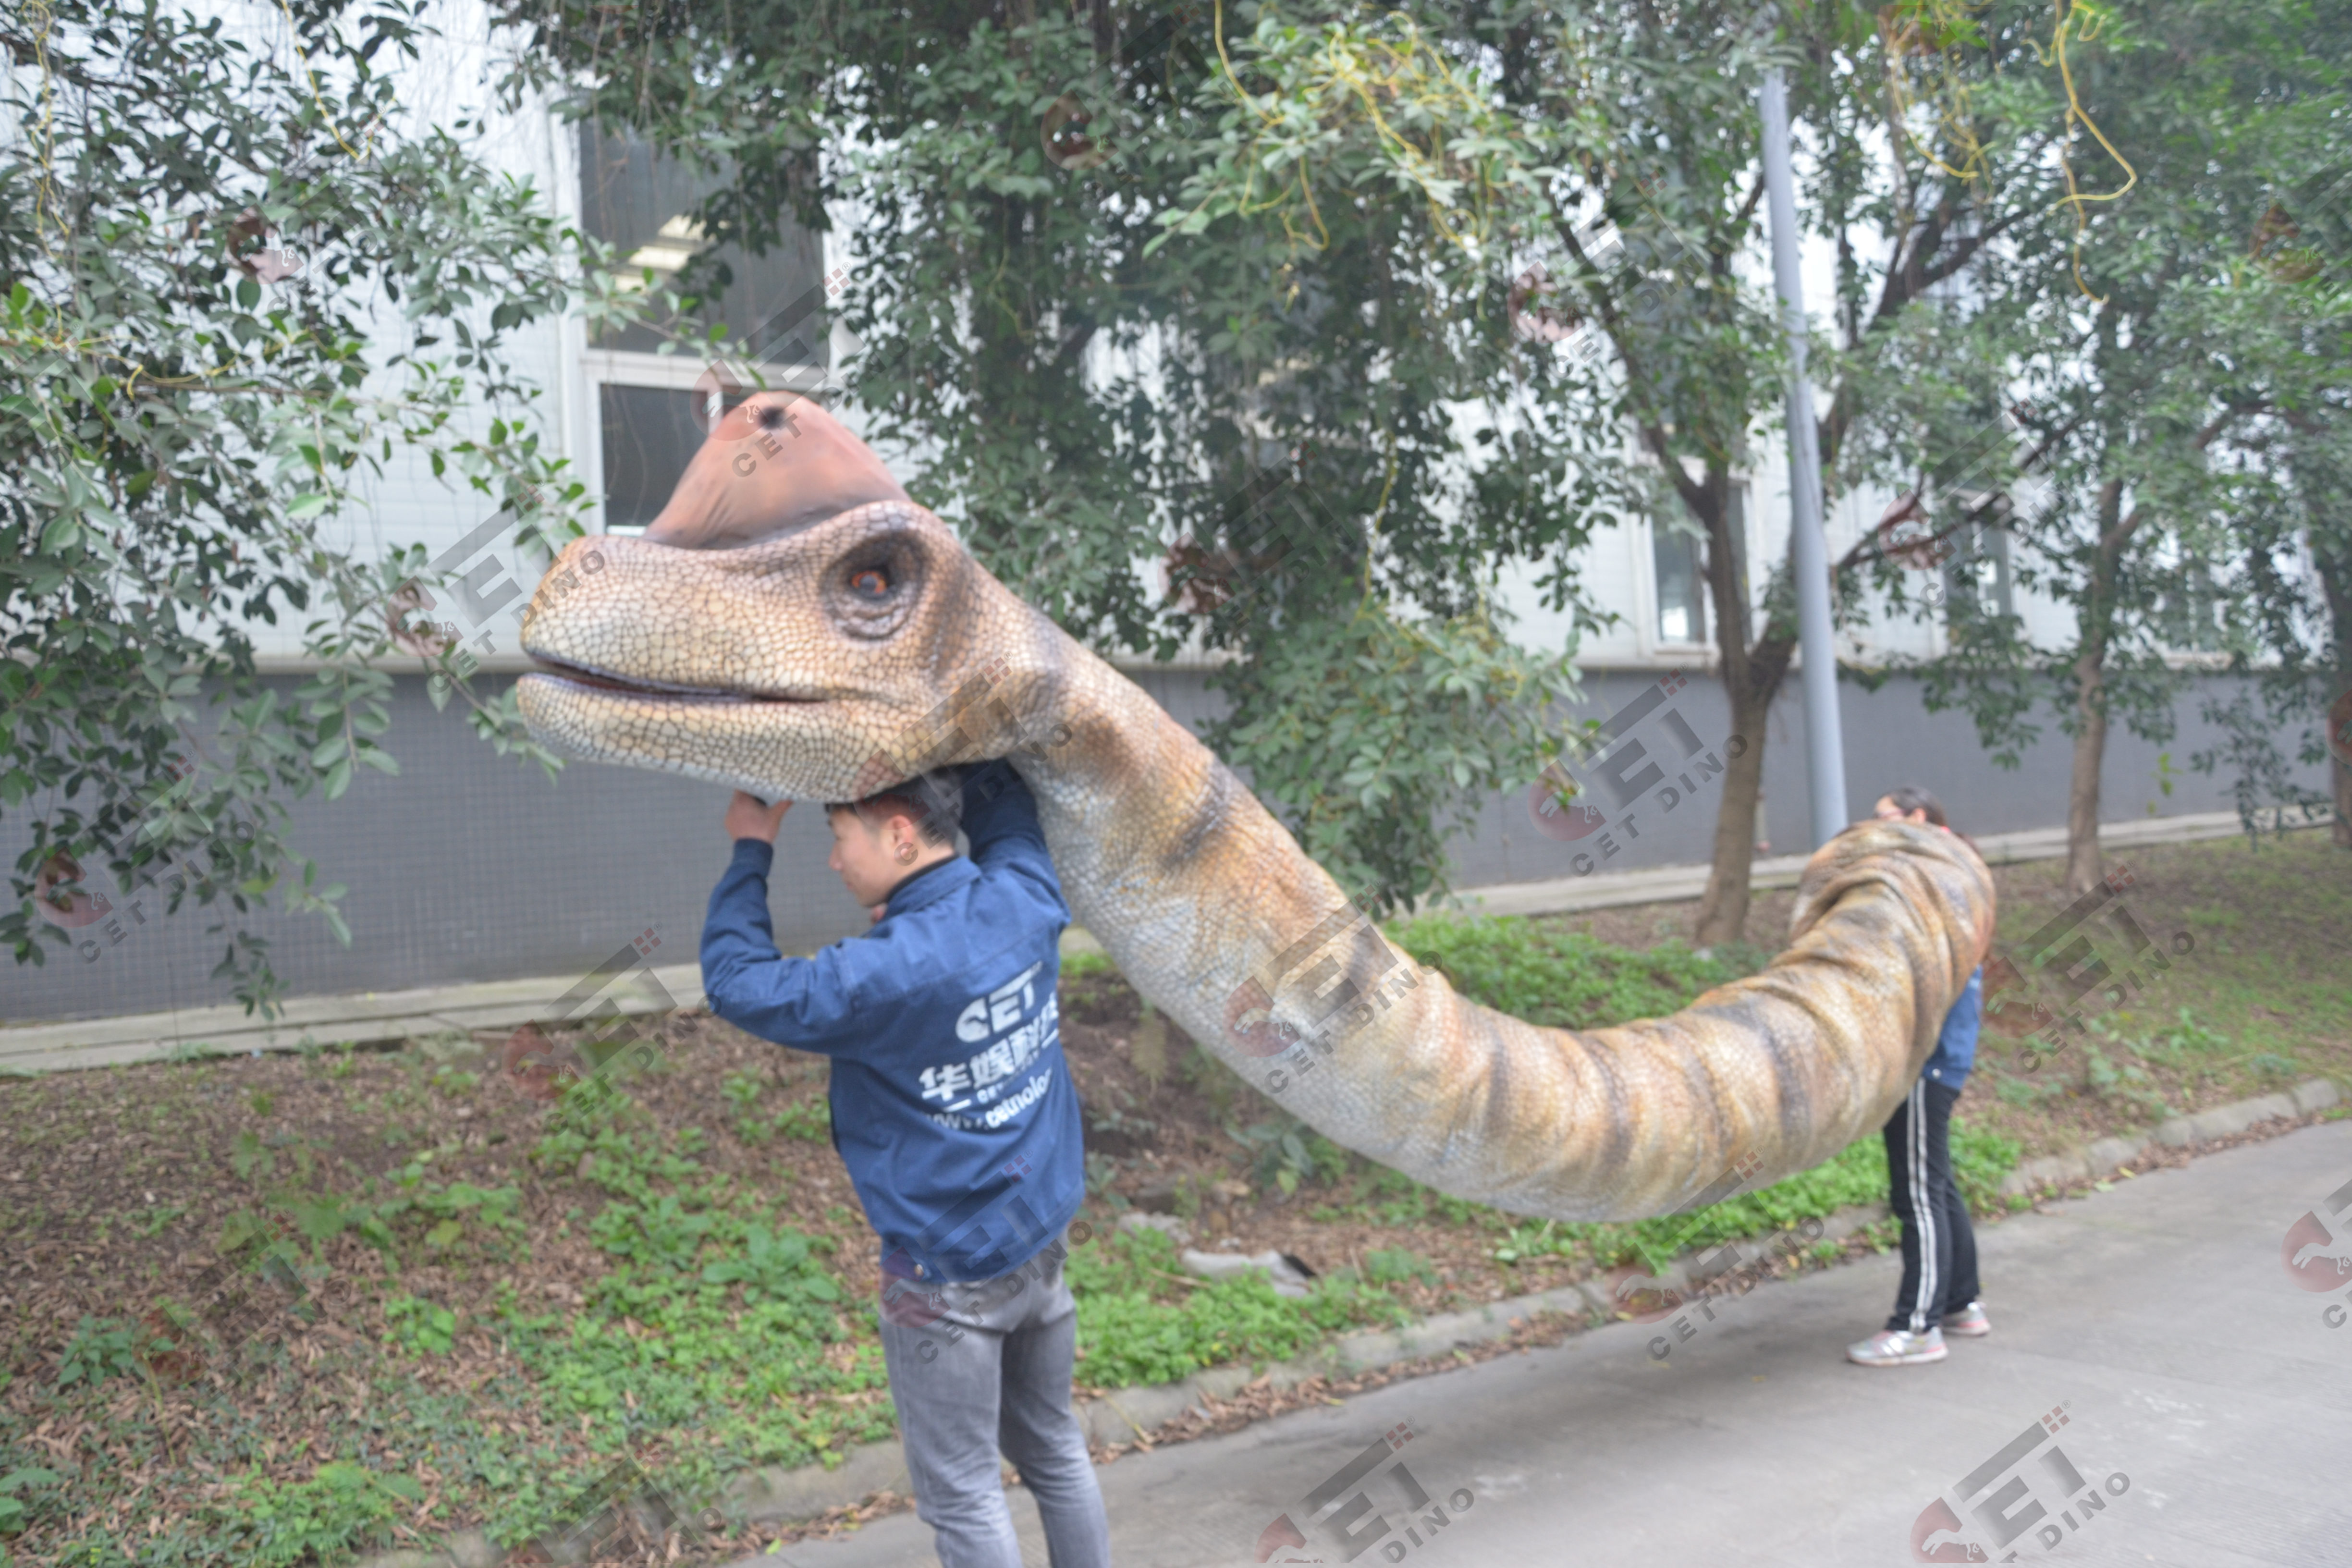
[516,392,1994,1221]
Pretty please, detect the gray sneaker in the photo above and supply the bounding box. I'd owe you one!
[1942,1301,1991,1337]
[1847,1326,1948,1367]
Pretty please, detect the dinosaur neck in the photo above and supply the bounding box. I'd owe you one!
[1002,610,1993,1223]
[1008,621,1345,1030]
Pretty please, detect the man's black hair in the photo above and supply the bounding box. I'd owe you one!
[826,770,963,847]
[1883,784,1948,827]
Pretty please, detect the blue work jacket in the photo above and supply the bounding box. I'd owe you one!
[700,761,1081,1283]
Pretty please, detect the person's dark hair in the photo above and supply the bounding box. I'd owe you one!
[826,771,962,847]
[1883,784,1948,827]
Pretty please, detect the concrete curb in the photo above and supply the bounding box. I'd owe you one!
[347,1078,2340,1568]
[1429,807,2292,920]
[1996,1078,2340,1196]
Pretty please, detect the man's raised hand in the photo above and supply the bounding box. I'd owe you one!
[726,790,793,844]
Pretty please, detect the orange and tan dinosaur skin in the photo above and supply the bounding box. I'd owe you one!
[515,391,1994,1221]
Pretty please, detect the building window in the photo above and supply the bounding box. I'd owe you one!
[2156,561,2227,652]
[1944,521,2014,622]
[576,123,822,357]
[1654,524,1706,644]
[577,124,825,534]
[598,385,718,534]
[1652,484,1739,647]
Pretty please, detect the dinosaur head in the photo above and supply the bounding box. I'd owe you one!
[516,389,1061,799]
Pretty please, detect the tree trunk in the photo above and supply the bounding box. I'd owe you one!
[2064,642,2108,894]
[1694,679,1773,944]
[1683,455,1795,947]
[2065,478,2128,894]
[2313,528,2352,849]
[2335,747,2352,851]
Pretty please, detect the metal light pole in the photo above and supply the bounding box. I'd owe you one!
[1759,67,1849,845]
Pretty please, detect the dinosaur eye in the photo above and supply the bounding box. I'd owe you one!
[828,533,921,640]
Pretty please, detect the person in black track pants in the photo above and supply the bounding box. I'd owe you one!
[1847,784,1990,1368]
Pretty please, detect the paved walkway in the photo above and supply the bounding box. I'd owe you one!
[3,809,2283,1073]
[738,1119,2352,1567]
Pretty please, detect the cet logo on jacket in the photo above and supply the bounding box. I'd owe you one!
[922,961,1059,1128]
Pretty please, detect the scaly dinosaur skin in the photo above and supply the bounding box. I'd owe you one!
[516,392,1994,1221]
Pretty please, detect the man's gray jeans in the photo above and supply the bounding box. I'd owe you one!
[878,1236,1111,1568]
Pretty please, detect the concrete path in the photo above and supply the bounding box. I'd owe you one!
[736,1119,2352,1567]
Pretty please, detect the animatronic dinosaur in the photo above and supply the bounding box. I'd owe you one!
[515,391,1994,1222]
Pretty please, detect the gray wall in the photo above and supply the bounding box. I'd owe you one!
[3,667,2304,1025]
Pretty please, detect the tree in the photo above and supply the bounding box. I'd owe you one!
[0,0,629,1006]
[1834,0,2352,891]
[2190,200,2352,850]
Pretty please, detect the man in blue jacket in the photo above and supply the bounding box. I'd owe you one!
[702,761,1108,1568]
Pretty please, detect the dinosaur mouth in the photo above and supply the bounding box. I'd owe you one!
[524,657,822,704]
